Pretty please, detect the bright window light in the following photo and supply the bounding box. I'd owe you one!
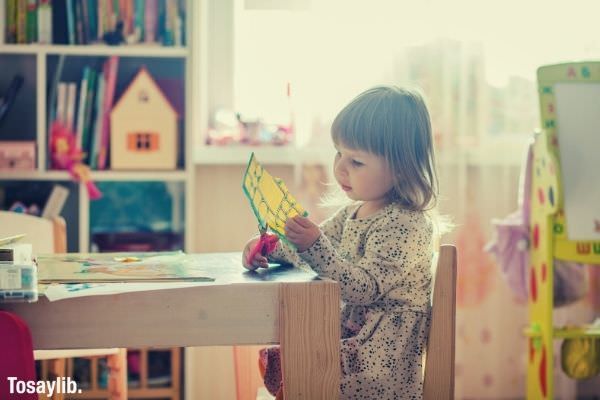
[232,0,600,149]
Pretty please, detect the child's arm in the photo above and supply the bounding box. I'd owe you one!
[299,211,433,305]
[268,206,348,266]
[317,206,348,248]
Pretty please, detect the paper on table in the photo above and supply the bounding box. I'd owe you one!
[37,252,214,283]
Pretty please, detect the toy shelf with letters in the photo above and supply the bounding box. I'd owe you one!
[524,61,600,399]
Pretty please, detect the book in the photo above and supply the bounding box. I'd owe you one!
[134,0,144,40]
[0,0,5,44]
[89,74,105,169]
[75,67,91,150]
[47,55,65,130]
[16,0,26,43]
[56,82,67,125]
[66,0,75,44]
[37,0,52,44]
[65,82,77,132]
[41,184,69,219]
[75,0,85,44]
[97,56,119,170]
[51,0,68,44]
[144,0,157,43]
[6,0,16,43]
[88,0,98,43]
[25,0,36,43]
[82,68,97,163]
[81,0,90,44]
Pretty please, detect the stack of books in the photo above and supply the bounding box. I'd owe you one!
[51,56,119,170]
[0,234,38,303]
[1,0,185,46]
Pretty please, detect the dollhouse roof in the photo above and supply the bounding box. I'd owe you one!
[111,67,179,118]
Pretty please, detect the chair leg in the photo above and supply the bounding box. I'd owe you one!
[107,349,128,400]
[46,359,66,400]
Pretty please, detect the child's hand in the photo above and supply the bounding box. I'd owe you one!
[285,215,321,253]
[242,237,269,270]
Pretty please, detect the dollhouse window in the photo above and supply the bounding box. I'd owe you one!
[128,132,159,152]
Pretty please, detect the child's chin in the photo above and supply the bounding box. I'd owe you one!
[345,192,359,201]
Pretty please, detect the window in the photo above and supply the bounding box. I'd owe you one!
[228,0,600,155]
[128,132,159,152]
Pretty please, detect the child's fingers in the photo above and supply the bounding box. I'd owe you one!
[253,254,269,268]
[292,215,313,228]
[285,218,303,234]
[243,259,258,271]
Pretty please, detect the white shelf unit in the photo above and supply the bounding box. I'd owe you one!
[0,44,189,57]
[0,8,196,254]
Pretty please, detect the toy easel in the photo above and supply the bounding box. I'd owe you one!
[526,62,600,399]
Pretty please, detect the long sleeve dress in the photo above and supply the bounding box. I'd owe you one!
[266,201,434,400]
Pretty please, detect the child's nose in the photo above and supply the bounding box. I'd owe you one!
[334,160,347,177]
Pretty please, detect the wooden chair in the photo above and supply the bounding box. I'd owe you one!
[0,211,127,400]
[423,244,457,400]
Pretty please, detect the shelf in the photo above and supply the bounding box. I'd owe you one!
[524,326,600,338]
[0,44,188,58]
[0,170,189,182]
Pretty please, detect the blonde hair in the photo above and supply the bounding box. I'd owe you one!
[331,85,438,211]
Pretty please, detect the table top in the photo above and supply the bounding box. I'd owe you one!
[184,252,319,285]
[0,252,328,349]
[36,251,320,286]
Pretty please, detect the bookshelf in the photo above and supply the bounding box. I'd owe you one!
[0,10,195,253]
[1,1,195,399]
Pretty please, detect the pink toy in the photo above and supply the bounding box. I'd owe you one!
[49,121,102,200]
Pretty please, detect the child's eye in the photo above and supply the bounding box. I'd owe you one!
[351,159,364,167]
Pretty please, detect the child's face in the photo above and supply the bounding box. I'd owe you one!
[333,143,395,206]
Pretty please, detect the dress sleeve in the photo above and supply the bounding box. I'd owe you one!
[267,206,348,266]
[299,211,432,305]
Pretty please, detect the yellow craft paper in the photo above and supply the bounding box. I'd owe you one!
[242,153,306,240]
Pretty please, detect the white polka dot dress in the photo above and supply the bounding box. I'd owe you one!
[268,202,434,399]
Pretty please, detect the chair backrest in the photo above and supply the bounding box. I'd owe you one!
[0,211,66,253]
[423,244,457,400]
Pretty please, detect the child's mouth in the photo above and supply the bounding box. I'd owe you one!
[341,185,352,192]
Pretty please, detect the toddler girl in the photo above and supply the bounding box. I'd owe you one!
[243,86,439,400]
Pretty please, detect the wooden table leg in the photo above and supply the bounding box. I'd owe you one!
[279,281,340,400]
[107,349,128,400]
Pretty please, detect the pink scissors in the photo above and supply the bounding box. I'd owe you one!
[245,224,279,267]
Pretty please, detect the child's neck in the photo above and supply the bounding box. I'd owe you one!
[355,200,390,219]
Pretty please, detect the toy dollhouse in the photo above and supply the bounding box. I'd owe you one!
[110,67,178,170]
